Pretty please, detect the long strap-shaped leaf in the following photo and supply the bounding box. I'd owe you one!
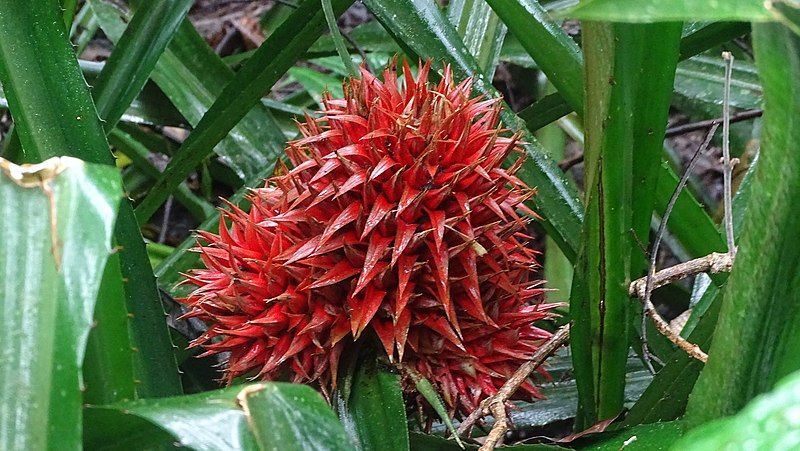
[0,157,120,450]
[84,382,354,450]
[0,0,183,399]
[363,0,584,259]
[88,0,287,183]
[487,0,727,261]
[570,22,683,427]
[686,22,800,426]
[135,0,355,223]
[91,0,193,131]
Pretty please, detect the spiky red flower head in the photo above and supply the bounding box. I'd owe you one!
[180,60,558,413]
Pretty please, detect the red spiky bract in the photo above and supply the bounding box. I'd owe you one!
[179,60,558,415]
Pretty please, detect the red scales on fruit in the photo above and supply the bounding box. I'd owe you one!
[179,59,559,417]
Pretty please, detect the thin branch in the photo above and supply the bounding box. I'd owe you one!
[558,153,584,172]
[640,124,719,365]
[457,325,570,449]
[721,52,738,256]
[664,108,762,138]
[559,108,762,173]
[630,252,734,299]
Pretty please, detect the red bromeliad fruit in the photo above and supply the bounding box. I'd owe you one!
[180,60,558,415]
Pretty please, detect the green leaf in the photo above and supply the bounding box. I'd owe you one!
[90,0,193,131]
[322,0,358,76]
[408,372,462,448]
[108,128,214,221]
[674,56,762,112]
[85,382,353,451]
[88,0,287,182]
[0,0,182,399]
[579,421,686,451]
[243,384,355,451]
[135,0,356,223]
[0,2,109,163]
[0,156,120,450]
[567,0,772,22]
[686,22,800,425]
[448,0,507,78]
[484,0,583,112]
[345,363,409,451]
[363,0,584,260]
[83,252,137,406]
[676,370,800,449]
[517,22,752,133]
[570,22,683,427]
[678,22,751,60]
[770,1,800,36]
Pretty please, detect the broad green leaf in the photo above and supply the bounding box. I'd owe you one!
[674,56,762,112]
[90,0,193,131]
[676,370,800,450]
[363,0,584,260]
[135,0,356,223]
[687,22,800,425]
[580,421,686,451]
[0,2,109,163]
[88,0,286,182]
[570,22,683,427]
[243,384,355,451]
[85,382,352,451]
[568,0,772,22]
[770,1,800,36]
[346,364,409,451]
[0,156,120,450]
[83,252,137,406]
[0,0,182,399]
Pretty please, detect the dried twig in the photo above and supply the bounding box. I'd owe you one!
[457,325,570,450]
[558,108,762,173]
[558,153,585,172]
[630,252,734,299]
[664,108,762,138]
[638,124,719,366]
[721,52,738,256]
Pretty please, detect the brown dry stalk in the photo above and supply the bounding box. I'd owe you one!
[630,252,734,363]
[457,325,570,450]
[629,252,734,299]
